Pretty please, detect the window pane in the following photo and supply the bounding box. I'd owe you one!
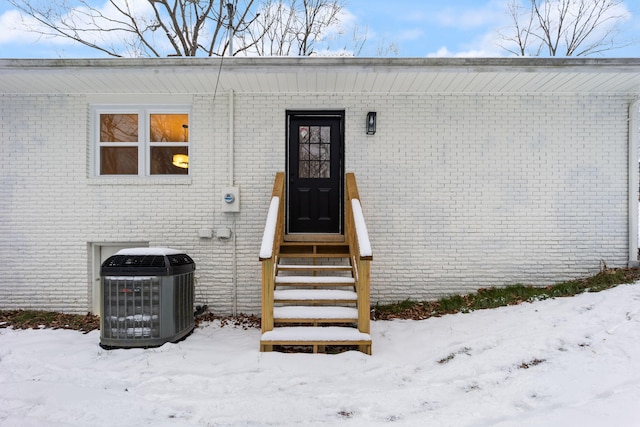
[151,146,189,175]
[310,126,320,143]
[150,114,189,142]
[320,126,330,143]
[299,126,309,143]
[320,143,330,161]
[309,161,320,177]
[299,161,309,178]
[299,143,310,161]
[319,161,330,178]
[100,147,138,175]
[100,114,138,142]
[309,143,320,161]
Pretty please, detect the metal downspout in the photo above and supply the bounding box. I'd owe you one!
[628,99,639,267]
[229,89,238,315]
[229,89,235,188]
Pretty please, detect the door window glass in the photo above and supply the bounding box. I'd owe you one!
[299,125,330,178]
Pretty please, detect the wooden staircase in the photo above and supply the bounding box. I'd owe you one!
[259,173,372,354]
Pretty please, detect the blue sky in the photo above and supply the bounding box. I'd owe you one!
[1,0,639,58]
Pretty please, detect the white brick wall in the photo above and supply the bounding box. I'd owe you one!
[0,90,634,314]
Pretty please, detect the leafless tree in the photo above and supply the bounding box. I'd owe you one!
[498,0,630,56]
[236,0,346,56]
[7,0,347,57]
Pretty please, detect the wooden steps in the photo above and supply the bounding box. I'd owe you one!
[259,173,372,355]
[278,242,350,258]
[260,326,372,354]
[275,276,355,286]
[261,240,371,354]
[274,289,357,304]
[274,306,358,323]
[277,264,353,272]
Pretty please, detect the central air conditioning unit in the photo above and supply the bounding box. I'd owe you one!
[100,247,195,349]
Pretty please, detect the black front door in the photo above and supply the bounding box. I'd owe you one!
[287,112,344,234]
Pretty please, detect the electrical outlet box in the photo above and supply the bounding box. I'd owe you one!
[216,227,232,239]
[198,228,213,239]
[221,187,240,212]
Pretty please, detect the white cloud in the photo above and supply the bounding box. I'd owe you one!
[0,9,48,44]
[427,18,506,58]
[0,1,169,57]
[427,46,502,58]
[430,0,507,30]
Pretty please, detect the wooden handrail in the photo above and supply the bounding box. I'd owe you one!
[345,173,373,260]
[260,172,285,338]
[345,173,372,343]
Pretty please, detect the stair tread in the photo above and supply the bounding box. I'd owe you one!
[274,289,357,301]
[280,241,348,246]
[274,306,358,319]
[261,326,371,342]
[278,254,349,259]
[279,243,350,258]
[275,276,355,284]
[278,264,352,270]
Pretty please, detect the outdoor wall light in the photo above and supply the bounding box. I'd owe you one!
[172,154,189,169]
[366,112,376,135]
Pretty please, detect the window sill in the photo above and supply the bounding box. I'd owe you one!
[88,176,192,186]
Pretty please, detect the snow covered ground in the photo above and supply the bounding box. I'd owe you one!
[2,283,640,427]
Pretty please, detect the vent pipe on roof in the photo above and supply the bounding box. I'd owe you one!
[227,3,234,56]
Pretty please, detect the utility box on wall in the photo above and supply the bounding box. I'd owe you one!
[221,186,240,212]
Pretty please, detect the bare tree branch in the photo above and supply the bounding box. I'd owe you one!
[498,0,629,57]
[7,0,386,57]
[6,0,262,57]
[234,0,344,56]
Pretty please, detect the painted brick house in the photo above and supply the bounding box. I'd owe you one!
[1,57,640,319]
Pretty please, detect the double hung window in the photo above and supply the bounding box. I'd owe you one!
[95,107,190,176]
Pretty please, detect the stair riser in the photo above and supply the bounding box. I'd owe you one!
[276,286,355,291]
[274,319,358,324]
[278,265,352,270]
[275,300,356,304]
[260,341,372,355]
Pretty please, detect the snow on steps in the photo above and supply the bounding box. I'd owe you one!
[274,289,357,303]
[261,326,372,353]
[262,326,371,342]
[262,239,370,353]
[277,264,352,271]
[275,275,355,286]
[274,306,358,321]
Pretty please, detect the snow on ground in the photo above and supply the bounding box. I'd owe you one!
[2,283,640,427]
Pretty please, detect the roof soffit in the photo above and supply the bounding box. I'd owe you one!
[1,57,640,95]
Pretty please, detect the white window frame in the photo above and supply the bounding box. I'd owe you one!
[92,105,191,177]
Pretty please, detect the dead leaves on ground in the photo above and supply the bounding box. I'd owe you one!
[0,310,100,333]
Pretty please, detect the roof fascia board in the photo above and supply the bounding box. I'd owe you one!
[2,57,640,74]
